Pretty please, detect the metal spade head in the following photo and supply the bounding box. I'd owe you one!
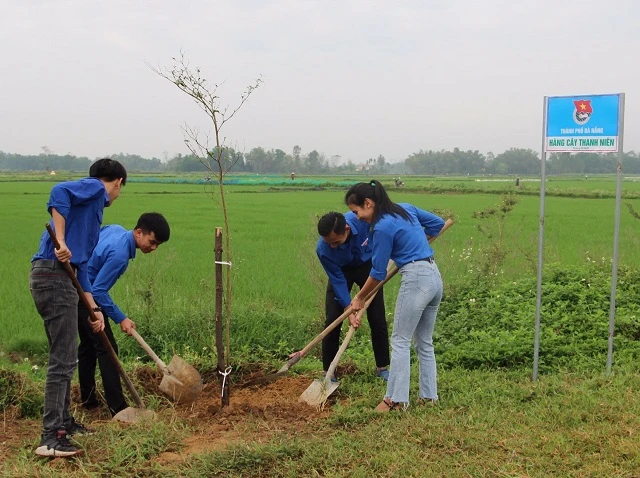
[112,407,157,423]
[299,377,340,406]
[159,355,203,404]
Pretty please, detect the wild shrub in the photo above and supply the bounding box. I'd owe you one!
[436,261,640,372]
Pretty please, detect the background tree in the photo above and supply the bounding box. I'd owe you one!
[292,145,302,172]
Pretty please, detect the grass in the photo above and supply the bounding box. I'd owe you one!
[176,368,640,477]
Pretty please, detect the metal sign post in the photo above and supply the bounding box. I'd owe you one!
[533,97,548,382]
[606,93,626,375]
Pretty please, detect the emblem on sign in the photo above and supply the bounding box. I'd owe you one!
[573,99,592,126]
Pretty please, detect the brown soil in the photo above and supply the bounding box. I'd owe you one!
[0,366,350,465]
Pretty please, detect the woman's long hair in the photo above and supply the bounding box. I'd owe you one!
[345,179,409,223]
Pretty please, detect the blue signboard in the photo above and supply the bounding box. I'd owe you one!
[545,94,621,152]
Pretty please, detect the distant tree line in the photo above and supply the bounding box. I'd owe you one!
[2,147,640,176]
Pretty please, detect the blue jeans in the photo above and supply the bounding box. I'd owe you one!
[30,260,79,435]
[385,260,443,404]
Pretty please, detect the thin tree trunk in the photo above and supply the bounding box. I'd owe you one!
[214,227,229,406]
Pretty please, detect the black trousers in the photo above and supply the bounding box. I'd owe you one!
[321,261,390,372]
[77,302,128,416]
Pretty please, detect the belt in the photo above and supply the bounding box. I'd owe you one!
[32,259,77,273]
[415,256,434,264]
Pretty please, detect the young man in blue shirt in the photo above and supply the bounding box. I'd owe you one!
[30,158,127,457]
[316,211,390,381]
[78,213,170,416]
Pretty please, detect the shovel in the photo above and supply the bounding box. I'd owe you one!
[45,225,155,424]
[299,282,379,406]
[130,329,203,405]
[242,264,399,387]
[299,324,355,406]
[299,285,377,406]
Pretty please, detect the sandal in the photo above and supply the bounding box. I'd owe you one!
[374,398,403,413]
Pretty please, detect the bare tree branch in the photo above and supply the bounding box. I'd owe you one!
[150,52,262,381]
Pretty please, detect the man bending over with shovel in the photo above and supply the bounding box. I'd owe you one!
[30,158,127,457]
[316,211,390,381]
[78,212,170,416]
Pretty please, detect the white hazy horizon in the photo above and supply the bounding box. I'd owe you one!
[1,0,638,164]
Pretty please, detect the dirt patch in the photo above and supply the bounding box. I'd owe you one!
[155,373,332,464]
[0,367,345,465]
[1,406,35,461]
[0,377,335,464]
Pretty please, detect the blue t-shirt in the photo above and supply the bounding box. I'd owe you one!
[369,203,445,281]
[87,225,137,323]
[32,177,110,291]
[316,212,372,308]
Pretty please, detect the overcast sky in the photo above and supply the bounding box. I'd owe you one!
[1,0,638,164]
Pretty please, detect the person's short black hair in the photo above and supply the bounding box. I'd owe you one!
[317,212,347,237]
[90,158,127,185]
[135,212,170,242]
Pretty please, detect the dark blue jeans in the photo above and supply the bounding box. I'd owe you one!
[78,301,128,415]
[30,259,79,435]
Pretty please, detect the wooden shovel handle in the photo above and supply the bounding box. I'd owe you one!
[281,264,398,372]
[430,218,454,243]
[129,329,170,373]
[325,325,356,380]
[45,224,145,409]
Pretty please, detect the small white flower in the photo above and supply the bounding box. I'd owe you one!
[31,365,39,371]
[23,357,29,362]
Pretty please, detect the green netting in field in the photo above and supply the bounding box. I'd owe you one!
[128,176,358,187]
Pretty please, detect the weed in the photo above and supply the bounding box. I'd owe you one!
[0,369,42,418]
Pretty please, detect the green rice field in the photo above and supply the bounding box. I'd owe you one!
[3,173,640,362]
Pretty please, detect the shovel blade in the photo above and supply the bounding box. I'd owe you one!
[159,355,203,404]
[112,407,157,423]
[299,378,340,406]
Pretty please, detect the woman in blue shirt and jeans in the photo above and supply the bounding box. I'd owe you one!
[345,180,445,412]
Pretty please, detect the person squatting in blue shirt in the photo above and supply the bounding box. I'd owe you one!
[316,211,390,381]
[345,179,445,413]
[30,158,127,458]
[78,213,171,417]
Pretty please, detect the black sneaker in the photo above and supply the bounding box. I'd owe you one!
[65,418,95,437]
[35,430,83,457]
